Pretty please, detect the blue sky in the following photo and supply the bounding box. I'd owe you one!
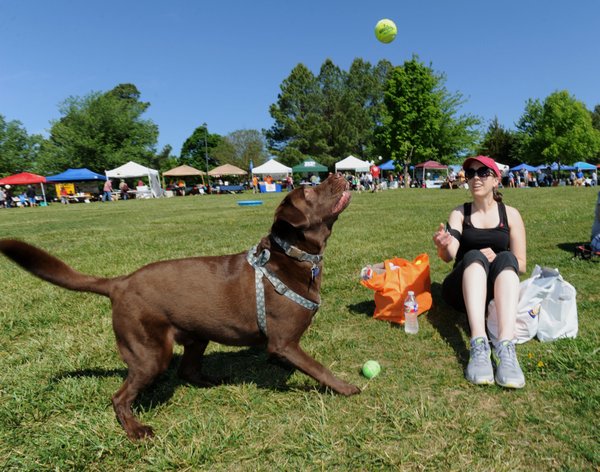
[1,0,598,156]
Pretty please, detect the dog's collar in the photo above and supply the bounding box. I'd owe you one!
[246,245,320,336]
[271,234,323,265]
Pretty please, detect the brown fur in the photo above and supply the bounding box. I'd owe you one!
[0,174,359,440]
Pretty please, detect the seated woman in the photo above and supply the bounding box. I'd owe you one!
[433,156,527,389]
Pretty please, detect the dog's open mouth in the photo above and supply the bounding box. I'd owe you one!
[332,191,351,215]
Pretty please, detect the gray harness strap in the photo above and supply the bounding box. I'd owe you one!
[246,244,320,336]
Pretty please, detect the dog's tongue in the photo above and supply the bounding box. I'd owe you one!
[332,191,351,214]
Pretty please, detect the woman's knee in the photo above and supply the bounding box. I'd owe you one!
[462,249,490,272]
[489,251,519,284]
[491,251,519,273]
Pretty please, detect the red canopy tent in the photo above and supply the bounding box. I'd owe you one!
[414,160,448,182]
[0,172,48,204]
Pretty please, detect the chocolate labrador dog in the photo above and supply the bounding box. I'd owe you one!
[0,173,360,440]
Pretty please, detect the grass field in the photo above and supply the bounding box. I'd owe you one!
[1,186,598,471]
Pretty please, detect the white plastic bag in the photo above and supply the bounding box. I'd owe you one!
[487,265,577,344]
[488,265,547,344]
[537,275,578,342]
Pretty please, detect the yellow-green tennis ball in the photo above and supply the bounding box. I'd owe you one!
[374,19,397,44]
[362,360,381,379]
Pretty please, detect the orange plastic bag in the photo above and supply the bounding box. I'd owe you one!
[360,254,432,324]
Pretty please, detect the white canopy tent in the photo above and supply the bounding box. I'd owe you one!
[105,161,163,197]
[334,155,371,173]
[252,159,292,180]
[495,162,510,176]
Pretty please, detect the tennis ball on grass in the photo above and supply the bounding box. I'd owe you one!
[362,360,381,379]
[374,19,397,44]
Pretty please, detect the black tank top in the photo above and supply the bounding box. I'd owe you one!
[452,202,510,263]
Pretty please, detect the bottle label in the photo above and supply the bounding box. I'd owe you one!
[360,267,373,280]
[404,303,418,314]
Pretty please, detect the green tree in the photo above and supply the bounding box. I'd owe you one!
[38,84,158,173]
[211,139,236,168]
[180,124,222,171]
[221,129,267,172]
[478,117,517,165]
[316,59,345,164]
[590,104,600,132]
[378,57,480,184]
[151,144,178,173]
[0,115,40,175]
[591,105,600,161]
[266,63,324,167]
[514,91,600,166]
[349,58,393,160]
[266,59,394,169]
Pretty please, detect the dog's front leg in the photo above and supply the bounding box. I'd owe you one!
[268,341,360,395]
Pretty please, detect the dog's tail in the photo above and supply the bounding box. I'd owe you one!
[0,239,113,297]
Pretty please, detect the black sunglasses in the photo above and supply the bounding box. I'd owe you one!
[465,167,494,179]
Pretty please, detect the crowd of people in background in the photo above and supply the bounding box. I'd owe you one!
[122,165,600,197]
[0,184,39,208]
[1,164,597,208]
[505,167,597,188]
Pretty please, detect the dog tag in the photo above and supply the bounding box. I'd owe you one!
[311,265,320,281]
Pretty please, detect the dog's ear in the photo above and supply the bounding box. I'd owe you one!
[274,188,311,229]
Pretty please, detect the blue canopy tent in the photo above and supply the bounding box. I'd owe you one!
[378,160,395,171]
[46,168,107,202]
[535,162,575,171]
[46,168,107,182]
[510,163,537,172]
[572,161,597,170]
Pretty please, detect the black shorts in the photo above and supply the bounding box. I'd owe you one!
[442,250,519,313]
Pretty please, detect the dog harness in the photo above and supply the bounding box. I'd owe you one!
[246,238,321,336]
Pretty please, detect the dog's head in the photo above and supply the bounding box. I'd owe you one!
[271,173,351,253]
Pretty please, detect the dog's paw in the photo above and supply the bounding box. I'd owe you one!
[127,424,154,441]
[338,383,361,396]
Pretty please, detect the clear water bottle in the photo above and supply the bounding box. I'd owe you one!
[404,291,419,334]
[360,266,373,280]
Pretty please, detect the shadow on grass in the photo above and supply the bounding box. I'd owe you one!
[51,346,301,412]
[347,299,375,318]
[426,282,471,369]
[557,241,588,255]
[348,283,471,368]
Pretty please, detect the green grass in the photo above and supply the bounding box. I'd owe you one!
[1,188,598,471]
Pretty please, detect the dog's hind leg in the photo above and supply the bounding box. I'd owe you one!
[112,328,174,440]
[177,339,208,384]
[178,340,222,386]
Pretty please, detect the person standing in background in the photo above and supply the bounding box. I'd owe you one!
[26,185,37,207]
[119,180,130,200]
[103,179,113,202]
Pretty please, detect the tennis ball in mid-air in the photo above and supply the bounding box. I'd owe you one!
[362,360,381,379]
[374,19,397,44]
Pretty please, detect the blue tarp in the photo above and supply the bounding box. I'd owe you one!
[46,168,107,182]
